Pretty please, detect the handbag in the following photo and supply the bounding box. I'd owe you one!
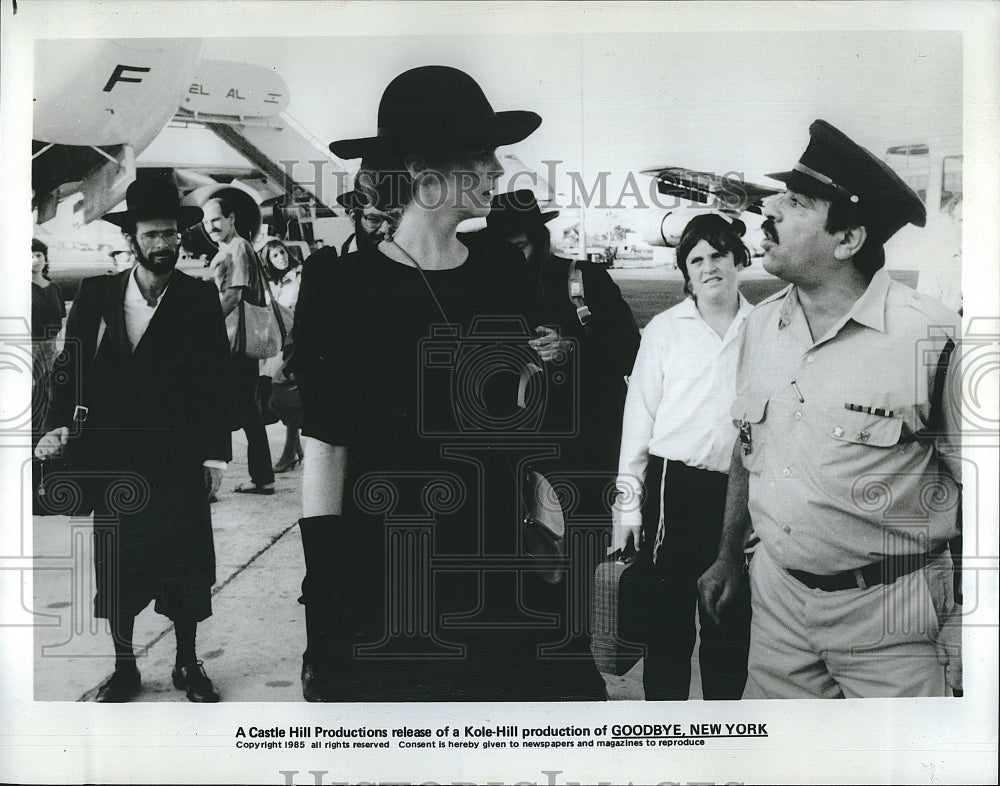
[521,467,566,584]
[228,299,280,360]
[590,548,652,676]
[257,374,280,425]
[35,310,109,516]
[226,247,293,360]
[267,350,304,428]
[394,240,572,583]
[262,270,303,427]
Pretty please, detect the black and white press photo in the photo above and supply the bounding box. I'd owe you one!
[1,2,997,784]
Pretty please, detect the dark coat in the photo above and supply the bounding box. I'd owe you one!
[46,268,232,483]
[536,255,641,472]
[43,269,232,620]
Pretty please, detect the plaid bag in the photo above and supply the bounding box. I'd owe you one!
[590,550,649,676]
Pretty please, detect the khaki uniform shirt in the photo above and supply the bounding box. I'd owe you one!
[732,269,961,574]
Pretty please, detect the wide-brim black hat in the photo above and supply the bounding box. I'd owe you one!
[767,119,926,243]
[486,190,559,235]
[329,65,541,161]
[102,177,203,230]
[336,189,365,211]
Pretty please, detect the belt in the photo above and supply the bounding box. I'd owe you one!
[787,545,946,592]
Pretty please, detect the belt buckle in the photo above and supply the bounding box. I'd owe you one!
[853,568,868,590]
[73,405,89,423]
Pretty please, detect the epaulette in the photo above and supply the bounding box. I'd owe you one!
[755,281,793,307]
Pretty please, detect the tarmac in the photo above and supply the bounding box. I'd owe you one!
[31,424,684,704]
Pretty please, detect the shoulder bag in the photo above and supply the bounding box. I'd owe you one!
[227,246,291,360]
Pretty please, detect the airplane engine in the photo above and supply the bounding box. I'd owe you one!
[180,183,262,258]
[635,209,697,248]
[637,207,758,249]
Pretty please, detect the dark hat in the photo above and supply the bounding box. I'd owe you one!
[102,178,203,230]
[767,119,926,242]
[329,65,541,160]
[486,190,559,235]
[336,189,366,212]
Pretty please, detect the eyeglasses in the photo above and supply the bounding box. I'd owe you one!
[137,230,182,245]
[360,213,390,227]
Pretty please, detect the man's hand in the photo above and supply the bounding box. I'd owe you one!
[529,326,572,363]
[935,604,963,696]
[34,427,69,460]
[204,465,224,500]
[697,554,744,626]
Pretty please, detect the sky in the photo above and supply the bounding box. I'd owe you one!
[28,23,966,257]
[27,21,965,243]
[197,30,963,204]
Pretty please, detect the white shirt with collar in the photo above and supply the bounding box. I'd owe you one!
[123,266,169,350]
[121,268,227,471]
[616,293,754,528]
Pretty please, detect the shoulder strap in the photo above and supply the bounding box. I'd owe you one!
[928,336,956,435]
[567,259,592,329]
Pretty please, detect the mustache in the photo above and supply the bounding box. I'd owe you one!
[137,248,178,270]
[761,220,779,243]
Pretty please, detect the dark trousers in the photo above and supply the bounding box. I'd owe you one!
[232,355,274,486]
[642,459,751,700]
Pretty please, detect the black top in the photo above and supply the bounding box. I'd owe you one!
[293,234,607,701]
[31,281,65,340]
[296,234,547,457]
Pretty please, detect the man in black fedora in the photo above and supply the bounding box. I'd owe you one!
[336,182,399,255]
[698,120,963,698]
[486,189,640,476]
[485,189,640,672]
[36,177,232,702]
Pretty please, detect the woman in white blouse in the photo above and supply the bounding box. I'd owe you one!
[613,212,754,700]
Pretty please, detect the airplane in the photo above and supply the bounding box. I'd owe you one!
[636,139,962,280]
[32,37,352,297]
[630,167,778,260]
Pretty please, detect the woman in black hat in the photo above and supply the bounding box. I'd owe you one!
[292,65,606,702]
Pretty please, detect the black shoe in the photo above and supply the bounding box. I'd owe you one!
[94,667,141,703]
[302,662,335,702]
[172,661,220,702]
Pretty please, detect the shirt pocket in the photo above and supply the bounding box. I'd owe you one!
[732,396,769,474]
[824,408,904,448]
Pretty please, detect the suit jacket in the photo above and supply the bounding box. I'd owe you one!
[45,269,232,487]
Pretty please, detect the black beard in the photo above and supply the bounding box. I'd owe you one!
[136,247,179,275]
[355,227,384,251]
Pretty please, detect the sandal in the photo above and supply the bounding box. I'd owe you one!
[233,483,276,495]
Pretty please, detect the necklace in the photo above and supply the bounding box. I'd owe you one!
[386,240,451,325]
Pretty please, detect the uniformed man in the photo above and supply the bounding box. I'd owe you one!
[698,120,962,699]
